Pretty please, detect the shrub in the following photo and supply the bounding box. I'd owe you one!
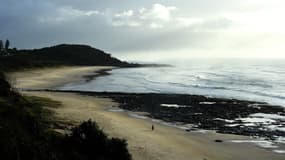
[67,120,132,160]
[0,73,132,160]
[0,72,11,96]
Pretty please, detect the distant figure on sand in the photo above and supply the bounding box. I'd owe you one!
[152,124,154,131]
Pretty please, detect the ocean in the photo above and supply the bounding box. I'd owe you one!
[60,58,285,107]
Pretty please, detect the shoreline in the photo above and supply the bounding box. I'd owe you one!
[22,89,285,145]
[9,66,285,160]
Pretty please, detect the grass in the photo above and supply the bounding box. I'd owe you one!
[0,73,132,160]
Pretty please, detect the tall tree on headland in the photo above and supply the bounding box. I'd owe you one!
[5,39,10,50]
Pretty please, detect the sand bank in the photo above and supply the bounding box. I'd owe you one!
[11,66,285,160]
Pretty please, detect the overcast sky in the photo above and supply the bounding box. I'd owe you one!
[1,0,285,61]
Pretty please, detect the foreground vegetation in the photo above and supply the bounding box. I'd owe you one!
[0,72,132,159]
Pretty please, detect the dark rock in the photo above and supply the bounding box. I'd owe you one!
[215,139,223,143]
[44,90,285,141]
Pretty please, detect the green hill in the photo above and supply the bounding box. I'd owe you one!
[0,44,139,71]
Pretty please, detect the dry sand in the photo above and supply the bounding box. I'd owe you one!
[7,66,114,89]
[10,66,285,160]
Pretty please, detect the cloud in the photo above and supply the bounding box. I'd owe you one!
[115,10,134,17]
[0,1,234,55]
[1,0,285,60]
[110,3,178,28]
[109,3,232,30]
[145,3,177,21]
[39,6,101,24]
[111,10,141,27]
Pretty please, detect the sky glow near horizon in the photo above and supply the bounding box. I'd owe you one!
[0,0,285,61]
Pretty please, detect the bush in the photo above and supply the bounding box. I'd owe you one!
[0,109,132,160]
[0,73,132,160]
[0,72,11,96]
[66,120,132,160]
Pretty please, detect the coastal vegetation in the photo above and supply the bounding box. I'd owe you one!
[0,74,131,159]
[0,43,133,160]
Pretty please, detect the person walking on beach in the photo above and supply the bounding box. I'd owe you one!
[152,124,154,131]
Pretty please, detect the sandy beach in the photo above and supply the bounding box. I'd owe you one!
[10,66,285,160]
[7,66,115,89]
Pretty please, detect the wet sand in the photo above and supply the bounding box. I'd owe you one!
[10,66,285,160]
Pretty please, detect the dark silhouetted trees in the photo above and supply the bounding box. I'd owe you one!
[5,39,10,50]
[0,40,3,51]
[0,39,10,56]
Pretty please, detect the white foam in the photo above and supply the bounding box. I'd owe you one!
[242,123,256,126]
[160,104,188,108]
[236,117,276,123]
[248,104,262,109]
[214,118,235,123]
[226,124,240,127]
[108,109,124,112]
[267,125,285,132]
[275,137,285,144]
[230,140,278,149]
[177,126,190,130]
[231,113,285,140]
[273,150,285,154]
[199,102,216,105]
[151,119,161,123]
[250,113,285,120]
[128,113,148,119]
[191,129,209,134]
[161,121,176,127]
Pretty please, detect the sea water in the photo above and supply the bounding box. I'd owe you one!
[60,58,285,106]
